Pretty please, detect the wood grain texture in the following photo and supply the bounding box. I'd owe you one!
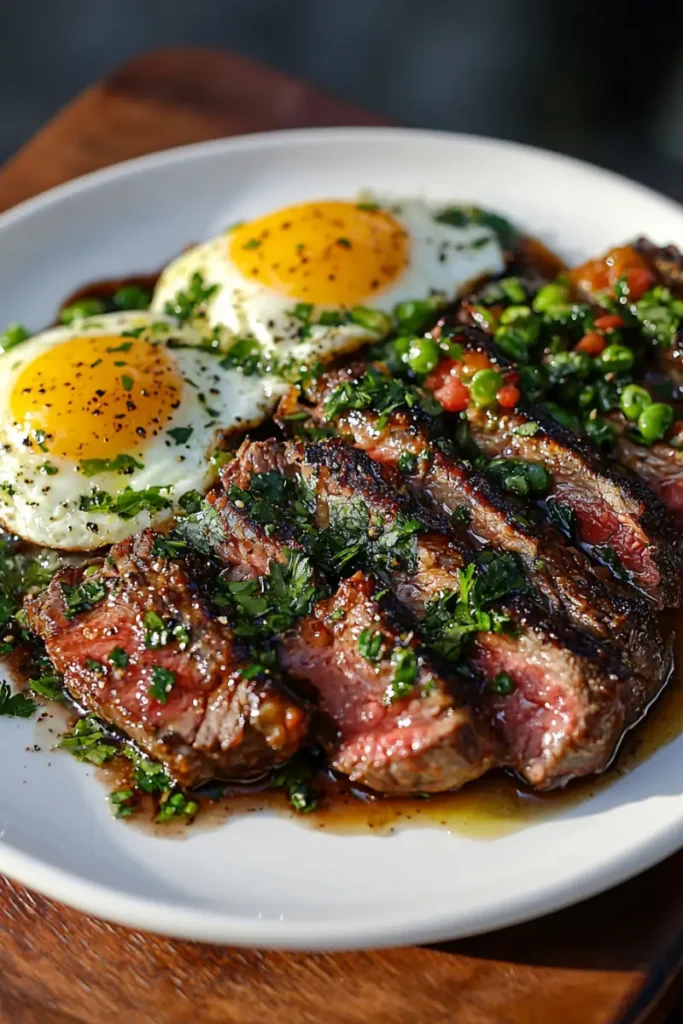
[0,47,384,215]
[0,46,679,1024]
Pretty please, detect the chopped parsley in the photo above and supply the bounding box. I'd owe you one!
[61,577,107,618]
[422,554,525,663]
[357,628,384,662]
[167,426,193,445]
[143,611,189,651]
[545,500,577,540]
[109,646,129,669]
[0,539,60,626]
[110,788,137,818]
[151,533,188,559]
[123,747,172,793]
[270,754,319,813]
[148,665,176,704]
[85,657,106,674]
[397,451,418,474]
[323,368,440,427]
[60,715,118,765]
[28,672,64,701]
[156,791,198,823]
[79,485,171,519]
[121,374,134,392]
[79,453,144,477]
[163,272,219,322]
[384,648,418,704]
[0,681,36,718]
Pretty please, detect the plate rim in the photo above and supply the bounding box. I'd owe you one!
[1,124,682,949]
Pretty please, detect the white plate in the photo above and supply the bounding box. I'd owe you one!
[1,127,683,950]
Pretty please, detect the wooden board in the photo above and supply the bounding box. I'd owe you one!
[0,46,681,1024]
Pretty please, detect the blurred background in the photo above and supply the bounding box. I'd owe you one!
[3,0,683,201]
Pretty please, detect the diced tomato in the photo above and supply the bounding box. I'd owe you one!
[425,358,461,393]
[496,384,521,409]
[434,375,470,413]
[461,350,491,376]
[593,314,624,331]
[570,246,649,296]
[575,332,606,356]
[625,267,655,301]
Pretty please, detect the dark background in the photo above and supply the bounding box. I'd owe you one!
[3,0,683,202]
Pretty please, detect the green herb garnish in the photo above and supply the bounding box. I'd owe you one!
[60,715,117,765]
[0,681,36,718]
[163,272,219,322]
[148,665,176,704]
[80,453,144,477]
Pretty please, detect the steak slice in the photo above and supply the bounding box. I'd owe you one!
[25,529,308,787]
[611,419,683,519]
[282,574,497,794]
[286,365,656,657]
[189,484,496,794]
[465,399,683,606]
[223,437,670,788]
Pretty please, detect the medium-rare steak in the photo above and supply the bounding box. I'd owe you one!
[184,483,497,794]
[282,573,498,794]
[466,400,683,606]
[220,437,670,789]
[25,529,308,787]
[285,364,659,660]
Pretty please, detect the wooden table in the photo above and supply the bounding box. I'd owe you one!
[0,47,681,1024]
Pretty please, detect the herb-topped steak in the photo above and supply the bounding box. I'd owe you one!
[25,529,309,786]
[182,480,497,794]
[284,363,660,661]
[218,437,670,789]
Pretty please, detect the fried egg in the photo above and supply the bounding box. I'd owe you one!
[151,198,505,362]
[0,311,286,549]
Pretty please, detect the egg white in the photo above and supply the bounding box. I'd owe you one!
[0,311,287,550]
[151,198,505,363]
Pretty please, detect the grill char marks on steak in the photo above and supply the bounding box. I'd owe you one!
[434,320,683,605]
[24,529,308,787]
[199,474,496,794]
[466,399,683,606]
[632,236,683,388]
[223,437,668,789]
[284,365,656,654]
[282,574,497,794]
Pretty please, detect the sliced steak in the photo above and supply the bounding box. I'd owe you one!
[222,437,670,789]
[282,573,497,793]
[25,529,308,787]
[188,483,496,793]
[287,365,656,657]
[611,418,683,519]
[465,400,683,606]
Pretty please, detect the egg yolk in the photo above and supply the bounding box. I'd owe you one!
[10,335,183,461]
[229,200,409,306]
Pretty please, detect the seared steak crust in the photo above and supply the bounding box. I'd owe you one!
[201,479,496,793]
[223,438,668,788]
[25,529,308,786]
[291,366,656,653]
[282,574,497,793]
[466,400,683,607]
